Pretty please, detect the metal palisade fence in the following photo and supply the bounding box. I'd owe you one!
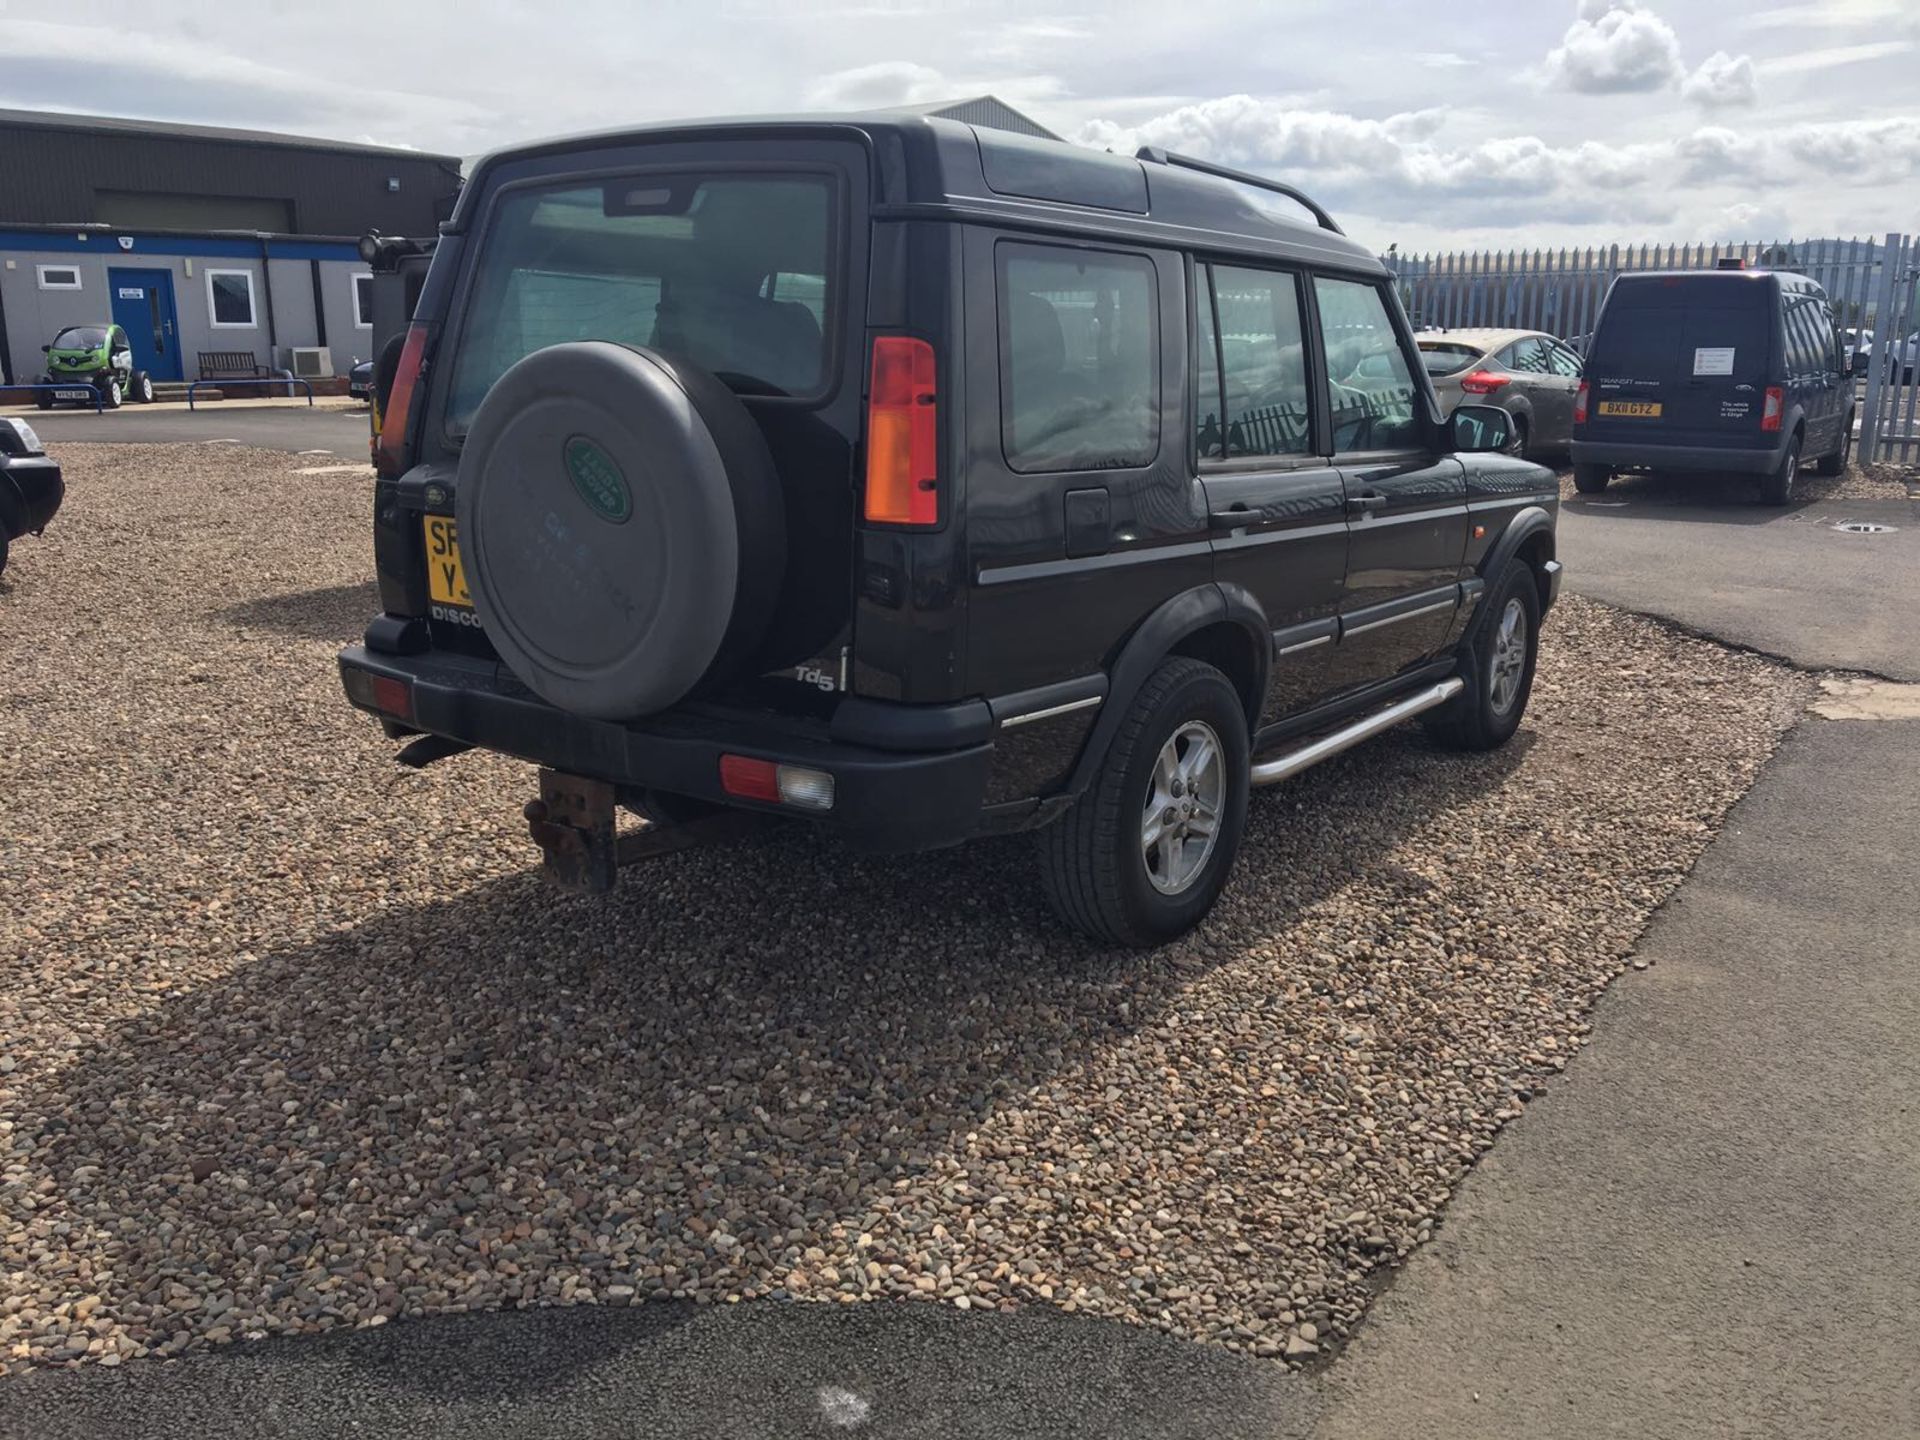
[1383,233,1920,465]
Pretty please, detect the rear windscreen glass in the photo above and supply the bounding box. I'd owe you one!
[1590,279,1771,380]
[1416,343,1479,376]
[445,173,834,433]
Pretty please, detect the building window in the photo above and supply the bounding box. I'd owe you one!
[352,273,374,328]
[37,265,82,291]
[206,269,258,328]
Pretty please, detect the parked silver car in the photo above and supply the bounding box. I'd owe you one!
[1416,328,1584,460]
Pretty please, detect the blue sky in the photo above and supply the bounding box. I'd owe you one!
[2,0,1914,250]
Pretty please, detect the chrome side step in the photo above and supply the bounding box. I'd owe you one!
[1249,679,1465,787]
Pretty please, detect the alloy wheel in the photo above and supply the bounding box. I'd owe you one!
[1489,597,1528,715]
[1141,720,1225,895]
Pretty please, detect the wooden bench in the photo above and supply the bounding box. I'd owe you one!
[197,351,268,381]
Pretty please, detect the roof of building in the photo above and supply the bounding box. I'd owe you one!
[879,95,1061,141]
[0,107,459,164]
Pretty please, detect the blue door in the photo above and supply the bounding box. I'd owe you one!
[108,268,183,382]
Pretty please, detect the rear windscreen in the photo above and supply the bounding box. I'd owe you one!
[1589,278,1771,381]
[1416,343,1480,376]
[444,173,834,433]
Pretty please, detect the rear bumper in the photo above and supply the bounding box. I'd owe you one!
[1572,436,1785,476]
[338,644,996,852]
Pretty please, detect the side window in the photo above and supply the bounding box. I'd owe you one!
[1313,276,1421,453]
[1546,341,1584,378]
[1195,272,1225,460]
[1502,337,1551,373]
[999,243,1159,474]
[1784,299,1816,375]
[1211,264,1312,459]
[1803,298,1837,372]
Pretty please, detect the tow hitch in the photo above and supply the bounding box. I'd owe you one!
[522,769,773,893]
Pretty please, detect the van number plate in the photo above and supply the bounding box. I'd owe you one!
[1597,400,1662,418]
[423,515,473,608]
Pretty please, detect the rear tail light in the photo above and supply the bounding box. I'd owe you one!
[1459,370,1512,395]
[719,754,836,812]
[342,665,416,723]
[373,323,430,480]
[864,336,938,526]
[1761,386,1784,432]
[1573,381,1591,425]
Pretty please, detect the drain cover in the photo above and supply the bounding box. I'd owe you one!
[1834,521,1898,534]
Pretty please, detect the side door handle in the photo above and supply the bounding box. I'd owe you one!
[1208,504,1253,530]
[1345,492,1387,517]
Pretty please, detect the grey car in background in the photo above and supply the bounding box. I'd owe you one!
[1415,328,1584,460]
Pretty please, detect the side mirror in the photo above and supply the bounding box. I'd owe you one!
[41,344,50,353]
[1450,404,1513,454]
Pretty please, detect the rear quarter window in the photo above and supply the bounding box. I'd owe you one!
[997,242,1160,474]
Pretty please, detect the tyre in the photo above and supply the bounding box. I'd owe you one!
[1758,431,1802,506]
[34,392,53,411]
[0,530,9,577]
[1038,657,1250,948]
[131,371,154,404]
[1572,463,1609,494]
[456,341,785,719]
[1814,412,1853,477]
[1423,560,1541,753]
[1506,414,1530,458]
[100,377,123,410]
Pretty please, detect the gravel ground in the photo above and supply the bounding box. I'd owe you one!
[1556,459,1908,504]
[1,443,1814,1378]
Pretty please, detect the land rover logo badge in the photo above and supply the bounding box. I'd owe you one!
[564,436,631,524]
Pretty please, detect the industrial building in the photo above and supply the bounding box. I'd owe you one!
[0,109,462,389]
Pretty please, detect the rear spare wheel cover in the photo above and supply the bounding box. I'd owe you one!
[457,341,740,718]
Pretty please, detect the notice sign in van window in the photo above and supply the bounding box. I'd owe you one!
[1693,347,1736,376]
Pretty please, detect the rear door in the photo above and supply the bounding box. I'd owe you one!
[1585,276,1775,455]
[1194,261,1347,722]
[1314,274,1467,691]
[962,232,1211,698]
[1502,335,1575,447]
[418,136,870,668]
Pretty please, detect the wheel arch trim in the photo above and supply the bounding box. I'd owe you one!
[1063,583,1269,798]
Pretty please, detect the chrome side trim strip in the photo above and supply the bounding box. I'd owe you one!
[1250,679,1466,787]
[999,694,1103,729]
[1341,596,1457,638]
[1277,633,1333,655]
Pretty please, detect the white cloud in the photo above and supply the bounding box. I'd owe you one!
[803,61,952,110]
[1542,1,1686,94]
[1416,53,1475,70]
[1757,40,1915,75]
[1077,93,1920,238]
[1746,0,1906,28]
[1683,51,1757,107]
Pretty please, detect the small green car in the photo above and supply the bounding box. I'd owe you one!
[36,324,155,410]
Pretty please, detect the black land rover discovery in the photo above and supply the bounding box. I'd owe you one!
[339,114,1561,946]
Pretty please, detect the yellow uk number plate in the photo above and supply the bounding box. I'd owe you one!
[423,515,472,608]
[1597,400,1663,418]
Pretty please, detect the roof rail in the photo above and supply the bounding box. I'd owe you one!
[1134,147,1345,236]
